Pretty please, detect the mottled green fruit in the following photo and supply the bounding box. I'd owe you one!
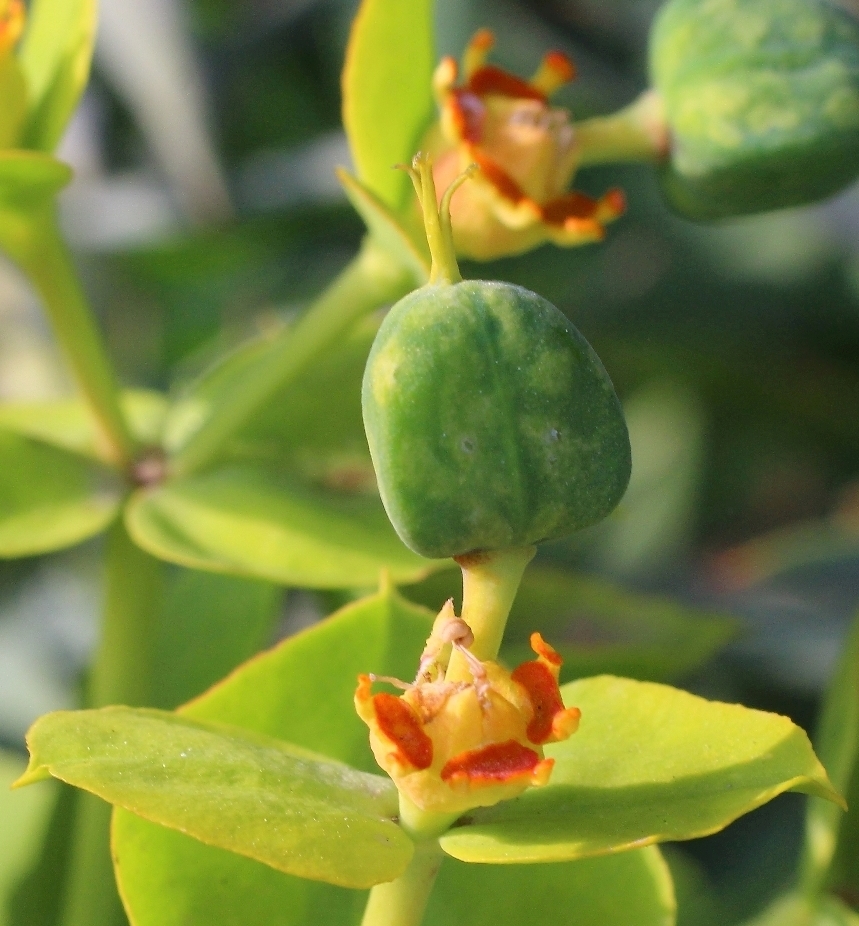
[362,280,631,559]
[651,0,859,219]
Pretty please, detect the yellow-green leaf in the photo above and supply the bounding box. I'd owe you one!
[0,430,121,557]
[802,610,859,897]
[125,464,436,588]
[0,390,167,464]
[18,0,97,152]
[337,169,429,283]
[342,0,435,213]
[17,707,413,889]
[440,675,843,864]
[425,848,676,926]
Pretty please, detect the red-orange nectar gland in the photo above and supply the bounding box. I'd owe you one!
[355,603,580,815]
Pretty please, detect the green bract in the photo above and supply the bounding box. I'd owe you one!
[650,0,859,219]
[362,158,631,559]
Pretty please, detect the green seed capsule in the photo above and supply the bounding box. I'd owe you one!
[362,156,631,560]
[650,0,859,219]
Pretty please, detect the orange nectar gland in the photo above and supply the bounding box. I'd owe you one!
[428,29,625,260]
[0,0,24,56]
[355,601,581,815]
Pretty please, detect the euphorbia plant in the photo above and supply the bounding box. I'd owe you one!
[4,0,859,923]
[12,125,848,926]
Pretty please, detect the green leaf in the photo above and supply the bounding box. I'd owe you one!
[150,569,284,711]
[336,169,429,284]
[17,707,413,889]
[111,815,366,926]
[405,565,737,683]
[742,892,859,926]
[0,391,167,464]
[179,586,433,766]
[0,430,122,557]
[425,847,676,926]
[112,589,433,926]
[0,751,57,926]
[662,847,725,926]
[341,0,435,213]
[151,316,440,587]
[166,317,376,477]
[18,0,97,152]
[439,675,843,864]
[803,610,859,896]
[125,463,436,588]
[5,783,77,926]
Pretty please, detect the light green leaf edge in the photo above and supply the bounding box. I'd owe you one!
[440,675,843,865]
[341,0,436,213]
[336,168,429,284]
[801,610,859,895]
[15,707,413,890]
[18,0,97,152]
[0,429,122,557]
[124,465,438,588]
[0,390,167,464]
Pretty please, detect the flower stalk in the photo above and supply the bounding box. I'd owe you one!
[575,89,670,168]
[447,545,536,676]
[360,837,444,926]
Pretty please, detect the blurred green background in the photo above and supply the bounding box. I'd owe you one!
[1,0,858,923]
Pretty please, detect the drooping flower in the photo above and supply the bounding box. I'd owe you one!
[426,29,625,260]
[355,601,580,815]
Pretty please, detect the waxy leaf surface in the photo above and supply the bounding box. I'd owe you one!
[0,430,121,556]
[113,590,433,924]
[18,707,412,889]
[440,674,842,863]
[426,847,676,926]
[342,0,435,212]
[125,464,433,588]
[112,823,679,926]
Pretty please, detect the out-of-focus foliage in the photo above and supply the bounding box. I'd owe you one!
[1,0,859,924]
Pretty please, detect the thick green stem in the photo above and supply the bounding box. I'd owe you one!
[576,89,670,168]
[170,237,416,476]
[360,796,448,926]
[447,545,536,682]
[8,206,135,468]
[59,522,164,926]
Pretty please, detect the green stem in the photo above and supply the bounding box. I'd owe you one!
[576,89,670,168]
[447,545,536,681]
[8,206,135,469]
[59,522,164,926]
[170,237,416,477]
[360,796,448,926]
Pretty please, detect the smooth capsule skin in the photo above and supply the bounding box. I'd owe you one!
[362,279,631,560]
[651,0,859,219]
